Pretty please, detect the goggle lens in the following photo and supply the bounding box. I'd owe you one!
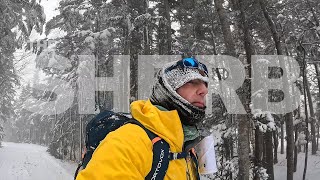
[165,58,208,77]
[183,57,198,67]
[182,58,208,76]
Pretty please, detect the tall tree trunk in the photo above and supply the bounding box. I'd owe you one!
[293,93,301,172]
[258,0,294,179]
[273,131,278,164]
[123,16,130,55]
[285,114,295,180]
[265,131,274,180]
[317,125,319,150]
[143,27,150,55]
[305,73,317,154]
[238,114,250,180]
[204,2,218,55]
[94,5,105,112]
[254,127,263,180]
[158,0,172,55]
[294,123,298,172]
[208,3,234,179]
[212,3,236,175]
[281,119,285,154]
[143,0,151,55]
[213,2,237,179]
[263,133,267,163]
[129,29,140,102]
[313,63,320,152]
[257,0,281,54]
[214,0,236,57]
[164,0,172,54]
[70,130,74,160]
[236,0,252,179]
[301,45,309,180]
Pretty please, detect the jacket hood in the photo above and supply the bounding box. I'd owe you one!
[130,99,184,151]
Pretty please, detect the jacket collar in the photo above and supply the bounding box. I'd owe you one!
[130,99,184,151]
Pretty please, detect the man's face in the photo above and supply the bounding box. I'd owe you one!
[176,79,208,108]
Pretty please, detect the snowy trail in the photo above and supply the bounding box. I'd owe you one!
[0,142,76,180]
[274,152,320,180]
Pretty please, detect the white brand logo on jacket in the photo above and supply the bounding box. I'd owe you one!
[151,149,165,180]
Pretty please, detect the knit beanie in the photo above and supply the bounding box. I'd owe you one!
[150,60,209,125]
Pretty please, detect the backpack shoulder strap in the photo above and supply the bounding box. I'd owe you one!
[127,119,189,180]
[126,119,170,180]
[126,119,157,140]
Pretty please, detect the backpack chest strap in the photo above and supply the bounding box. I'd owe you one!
[169,151,188,160]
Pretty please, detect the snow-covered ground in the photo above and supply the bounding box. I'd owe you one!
[274,151,320,180]
[0,142,77,180]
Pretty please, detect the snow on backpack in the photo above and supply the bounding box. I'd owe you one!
[74,110,188,180]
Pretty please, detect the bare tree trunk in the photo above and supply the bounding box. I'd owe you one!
[258,0,294,179]
[317,125,319,150]
[38,128,41,144]
[164,0,172,54]
[129,29,140,102]
[203,2,218,56]
[294,122,298,172]
[143,0,151,55]
[273,131,278,164]
[236,0,252,179]
[281,119,284,154]
[70,132,73,160]
[119,2,144,103]
[128,1,145,102]
[263,133,267,163]
[214,0,236,57]
[313,64,320,152]
[238,114,250,180]
[266,131,274,180]
[29,126,32,142]
[79,115,83,160]
[293,93,301,172]
[60,124,63,160]
[305,73,317,155]
[143,27,150,55]
[285,114,295,180]
[254,127,263,180]
[300,45,309,180]
[213,3,238,179]
[158,0,172,55]
[257,0,281,54]
[123,19,130,55]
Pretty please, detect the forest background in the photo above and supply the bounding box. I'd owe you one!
[1,0,320,179]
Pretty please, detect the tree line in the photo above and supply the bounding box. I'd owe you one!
[1,0,320,179]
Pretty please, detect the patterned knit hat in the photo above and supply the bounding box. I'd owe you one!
[150,58,209,125]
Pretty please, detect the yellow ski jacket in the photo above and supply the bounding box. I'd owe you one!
[76,99,199,180]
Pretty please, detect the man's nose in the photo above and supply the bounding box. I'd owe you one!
[197,82,208,97]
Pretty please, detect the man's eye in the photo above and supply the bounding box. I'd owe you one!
[188,81,197,85]
[190,80,200,84]
[188,80,207,87]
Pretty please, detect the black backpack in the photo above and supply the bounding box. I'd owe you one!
[74,110,189,180]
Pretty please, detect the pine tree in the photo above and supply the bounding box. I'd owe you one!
[0,0,45,145]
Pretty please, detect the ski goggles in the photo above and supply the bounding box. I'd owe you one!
[165,57,208,77]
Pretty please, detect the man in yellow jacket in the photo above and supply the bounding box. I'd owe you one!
[76,57,209,180]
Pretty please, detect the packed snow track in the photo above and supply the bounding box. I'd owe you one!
[0,142,76,180]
